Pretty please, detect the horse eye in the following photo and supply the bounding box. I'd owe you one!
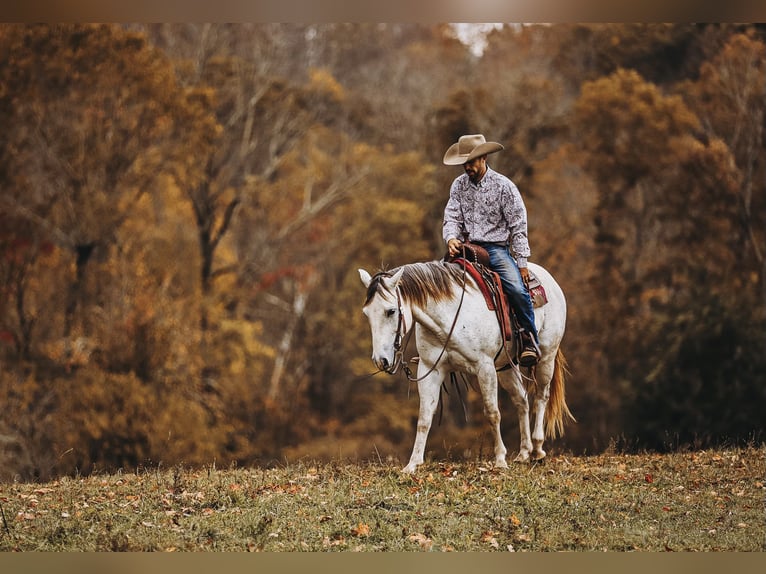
[386,308,396,318]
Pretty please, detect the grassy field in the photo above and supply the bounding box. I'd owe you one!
[0,446,763,551]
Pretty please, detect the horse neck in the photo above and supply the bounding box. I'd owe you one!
[409,295,460,337]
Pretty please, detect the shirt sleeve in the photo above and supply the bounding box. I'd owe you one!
[502,181,531,267]
[442,179,464,244]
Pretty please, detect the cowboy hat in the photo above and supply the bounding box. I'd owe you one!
[442,134,504,165]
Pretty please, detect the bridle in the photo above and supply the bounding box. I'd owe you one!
[382,249,470,382]
[387,284,409,376]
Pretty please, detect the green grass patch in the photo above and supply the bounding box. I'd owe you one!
[1,446,763,551]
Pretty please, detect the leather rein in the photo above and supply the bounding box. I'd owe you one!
[387,247,470,382]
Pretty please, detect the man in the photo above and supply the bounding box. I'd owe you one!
[442,134,541,367]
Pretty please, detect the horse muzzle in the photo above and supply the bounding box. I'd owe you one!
[373,353,400,374]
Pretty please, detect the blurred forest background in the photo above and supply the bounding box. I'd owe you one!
[1,23,764,481]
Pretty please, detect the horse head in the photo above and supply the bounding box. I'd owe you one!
[359,267,412,374]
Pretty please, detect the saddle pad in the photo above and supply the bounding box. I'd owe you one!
[528,273,548,308]
[453,259,548,309]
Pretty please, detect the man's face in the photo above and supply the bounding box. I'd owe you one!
[464,156,486,183]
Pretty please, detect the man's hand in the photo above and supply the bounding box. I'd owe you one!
[447,238,462,257]
[520,266,530,289]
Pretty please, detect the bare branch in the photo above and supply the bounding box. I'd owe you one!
[0,195,75,250]
[275,166,371,241]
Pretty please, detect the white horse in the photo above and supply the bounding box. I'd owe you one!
[359,260,574,474]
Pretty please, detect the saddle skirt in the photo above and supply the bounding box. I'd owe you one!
[450,257,548,342]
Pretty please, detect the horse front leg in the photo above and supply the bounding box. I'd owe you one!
[477,364,508,469]
[402,370,442,474]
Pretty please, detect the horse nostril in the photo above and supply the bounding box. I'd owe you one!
[380,358,389,370]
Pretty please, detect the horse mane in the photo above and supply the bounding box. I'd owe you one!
[366,261,466,307]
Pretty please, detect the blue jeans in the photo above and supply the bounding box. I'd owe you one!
[481,243,539,343]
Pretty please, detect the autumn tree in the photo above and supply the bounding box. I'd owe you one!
[0,24,216,342]
[306,24,471,148]
[550,24,740,90]
[574,65,764,449]
[678,32,766,292]
[0,24,224,478]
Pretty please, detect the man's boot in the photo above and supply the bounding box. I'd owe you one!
[519,329,541,367]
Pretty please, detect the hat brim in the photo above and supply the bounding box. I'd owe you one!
[443,142,504,165]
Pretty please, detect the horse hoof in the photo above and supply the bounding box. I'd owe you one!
[495,459,508,469]
[513,453,530,463]
[402,464,418,474]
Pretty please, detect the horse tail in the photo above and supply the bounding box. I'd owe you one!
[545,347,576,439]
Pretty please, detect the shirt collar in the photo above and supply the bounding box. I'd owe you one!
[468,165,494,189]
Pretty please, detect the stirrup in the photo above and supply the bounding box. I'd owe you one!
[519,346,539,367]
[518,330,540,367]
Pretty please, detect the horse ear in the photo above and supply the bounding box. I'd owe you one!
[358,269,372,288]
[389,267,404,289]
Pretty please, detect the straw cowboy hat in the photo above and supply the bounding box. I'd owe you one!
[443,134,504,165]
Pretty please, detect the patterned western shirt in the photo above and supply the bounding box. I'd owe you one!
[442,166,531,268]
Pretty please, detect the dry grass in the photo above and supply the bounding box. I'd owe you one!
[0,446,763,551]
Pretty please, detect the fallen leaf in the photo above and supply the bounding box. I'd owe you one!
[323,535,346,547]
[481,531,499,549]
[408,533,433,550]
[509,514,521,527]
[645,474,654,483]
[351,523,371,537]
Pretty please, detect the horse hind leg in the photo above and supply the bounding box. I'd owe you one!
[530,359,556,461]
[499,368,532,463]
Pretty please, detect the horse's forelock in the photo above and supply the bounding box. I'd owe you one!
[364,271,393,305]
